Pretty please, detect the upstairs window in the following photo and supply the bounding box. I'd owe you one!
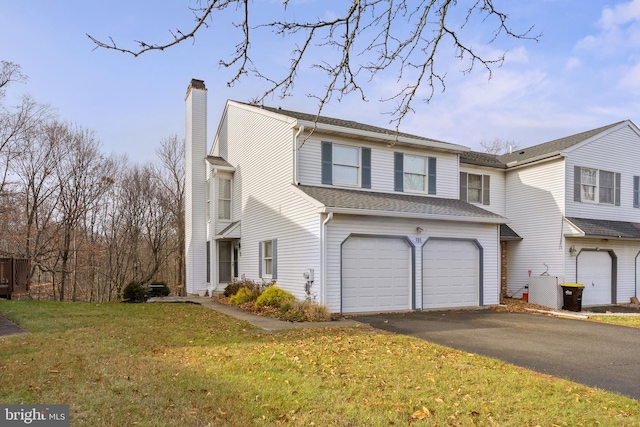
[394,153,436,194]
[574,166,620,205]
[460,172,490,205]
[217,178,231,220]
[333,145,359,186]
[321,142,371,188]
[403,155,426,191]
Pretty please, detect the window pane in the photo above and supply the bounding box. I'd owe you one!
[264,241,272,258]
[404,155,426,174]
[334,145,359,166]
[219,178,231,199]
[404,173,425,191]
[582,185,595,201]
[333,165,358,185]
[218,200,231,220]
[582,168,597,185]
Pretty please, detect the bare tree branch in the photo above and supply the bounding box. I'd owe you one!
[88,1,541,130]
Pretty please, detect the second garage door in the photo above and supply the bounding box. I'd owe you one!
[423,239,479,309]
[341,236,412,313]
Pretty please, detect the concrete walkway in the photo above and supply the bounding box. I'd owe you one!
[0,316,28,337]
[147,296,360,331]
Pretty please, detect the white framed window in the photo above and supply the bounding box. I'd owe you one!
[217,178,231,220]
[459,172,490,205]
[333,144,360,186]
[581,167,597,202]
[403,155,426,192]
[578,167,617,205]
[263,240,273,276]
[467,173,483,203]
[206,179,211,222]
[260,239,276,279]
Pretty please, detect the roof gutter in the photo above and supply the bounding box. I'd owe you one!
[295,120,469,154]
[318,207,506,224]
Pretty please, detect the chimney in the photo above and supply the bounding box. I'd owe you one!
[184,79,208,295]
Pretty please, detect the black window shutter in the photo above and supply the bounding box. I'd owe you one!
[394,153,404,192]
[574,166,581,202]
[460,172,468,202]
[635,176,640,208]
[272,239,277,279]
[482,175,491,205]
[361,148,371,189]
[321,141,332,185]
[427,157,437,195]
[258,242,262,278]
[615,172,621,206]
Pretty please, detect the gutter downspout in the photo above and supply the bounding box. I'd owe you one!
[321,212,333,307]
[293,125,304,185]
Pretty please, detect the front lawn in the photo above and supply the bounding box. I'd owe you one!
[0,300,638,426]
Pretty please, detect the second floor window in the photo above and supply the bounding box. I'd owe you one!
[404,155,426,191]
[333,144,359,186]
[460,172,490,205]
[576,167,619,205]
[217,178,231,220]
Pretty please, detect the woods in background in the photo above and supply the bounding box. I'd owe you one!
[0,61,185,301]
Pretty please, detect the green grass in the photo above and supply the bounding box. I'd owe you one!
[589,315,640,328]
[1,301,639,426]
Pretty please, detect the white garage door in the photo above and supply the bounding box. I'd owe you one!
[577,251,612,306]
[423,239,478,309]
[342,236,412,313]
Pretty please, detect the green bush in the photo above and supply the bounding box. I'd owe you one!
[147,281,170,297]
[229,287,254,305]
[122,281,146,303]
[255,285,295,308]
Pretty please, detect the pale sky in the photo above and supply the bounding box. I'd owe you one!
[1,1,639,162]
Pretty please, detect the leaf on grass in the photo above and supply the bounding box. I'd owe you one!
[412,407,431,419]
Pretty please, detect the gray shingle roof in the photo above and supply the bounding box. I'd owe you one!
[498,121,624,165]
[297,185,504,221]
[460,151,507,169]
[206,156,233,168]
[500,224,522,240]
[566,217,640,240]
[236,102,461,148]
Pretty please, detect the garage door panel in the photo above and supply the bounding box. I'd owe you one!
[423,240,479,309]
[342,236,412,313]
[577,251,612,306]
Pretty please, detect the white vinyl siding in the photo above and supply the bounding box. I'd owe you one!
[566,125,640,221]
[460,165,505,216]
[298,137,461,198]
[504,159,566,298]
[217,103,321,300]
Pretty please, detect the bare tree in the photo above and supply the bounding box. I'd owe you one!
[53,123,115,301]
[0,61,27,98]
[155,135,185,294]
[87,1,540,128]
[480,138,520,155]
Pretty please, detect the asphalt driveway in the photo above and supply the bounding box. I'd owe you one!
[353,310,640,400]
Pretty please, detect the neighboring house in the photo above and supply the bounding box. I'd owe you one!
[184,79,505,314]
[496,120,640,306]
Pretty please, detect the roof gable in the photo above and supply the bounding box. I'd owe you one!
[498,121,628,166]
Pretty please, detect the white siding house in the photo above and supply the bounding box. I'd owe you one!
[184,79,505,313]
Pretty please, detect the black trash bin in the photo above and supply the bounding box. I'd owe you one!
[561,283,584,312]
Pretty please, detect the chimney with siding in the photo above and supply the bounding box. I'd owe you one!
[185,79,208,294]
